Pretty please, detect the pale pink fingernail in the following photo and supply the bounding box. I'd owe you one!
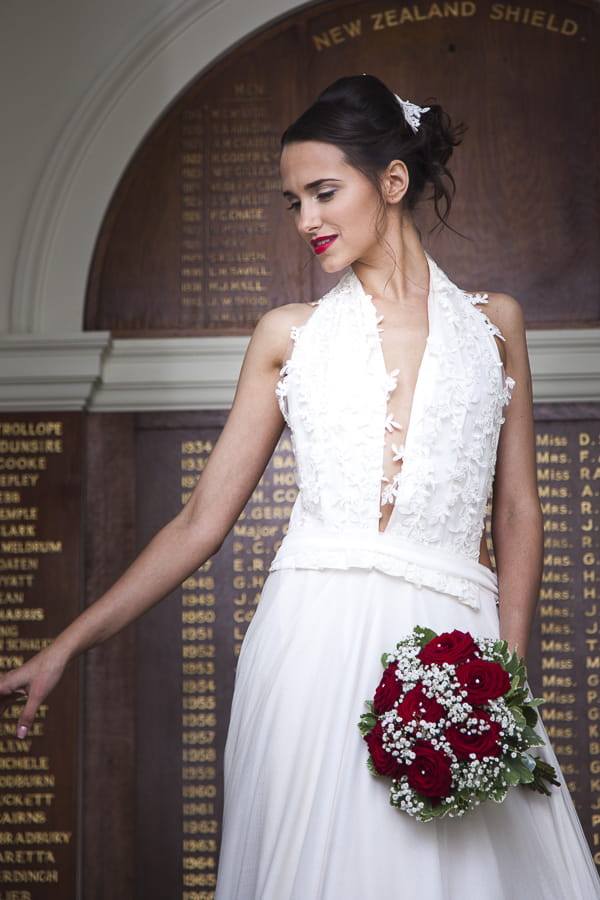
[17,725,28,739]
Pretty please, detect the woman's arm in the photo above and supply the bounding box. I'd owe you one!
[0,303,304,736]
[488,293,543,659]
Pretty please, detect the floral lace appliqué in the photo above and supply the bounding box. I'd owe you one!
[271,255,514,580]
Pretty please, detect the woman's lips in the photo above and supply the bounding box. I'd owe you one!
[311,235,338,255]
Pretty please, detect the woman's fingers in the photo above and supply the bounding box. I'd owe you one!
[0,683,29,733]
[15,690,43,739]
[0,653,64,738]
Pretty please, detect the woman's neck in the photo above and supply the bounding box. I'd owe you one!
[351,216,429,306]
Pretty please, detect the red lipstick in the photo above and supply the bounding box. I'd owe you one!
[311,235,338,256]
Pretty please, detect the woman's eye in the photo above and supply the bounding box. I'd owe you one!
[317,190,335,202]
[286,200,300,212]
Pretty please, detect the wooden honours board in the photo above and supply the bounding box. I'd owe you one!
[0,413,82,899]
[85,0,599,334]
[529,407,600,838]
[3,407,599,897]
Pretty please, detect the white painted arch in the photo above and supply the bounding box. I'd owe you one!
[10,0,309,335]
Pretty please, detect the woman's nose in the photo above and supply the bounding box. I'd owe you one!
[298,202,321,235]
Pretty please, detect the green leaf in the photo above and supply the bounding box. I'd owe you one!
[505,757,535,785]
[510,673,524,692]
[522,706,539,727]
[415,626,437,646]
[521,725,544,747]
[425,803,448,821]
[503,765,521,787]
[507,688,528,707]
[513,649,527,669]
[357,712,377,736]
[492,787,509,805]
[505,655,519,676]
[511,708,526,730]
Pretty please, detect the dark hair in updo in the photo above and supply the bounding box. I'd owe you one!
[281,74,464,229]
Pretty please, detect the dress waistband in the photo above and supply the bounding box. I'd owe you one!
[269,530,498,611]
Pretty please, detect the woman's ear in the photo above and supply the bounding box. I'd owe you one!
[382,159,409,205]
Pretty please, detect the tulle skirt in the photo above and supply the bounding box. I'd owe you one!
[215,565,600,900]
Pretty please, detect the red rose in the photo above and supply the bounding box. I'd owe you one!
[456,659,511,704]
[364,722,404,778]
[397,686,445,723]
[373,661,403,715]
[446,711,502,759]
[406,741,453,801]
[418,630,478,665]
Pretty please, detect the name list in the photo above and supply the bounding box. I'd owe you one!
[179,431,296,899]
[0,415,81,898]
[180,82,280,329]
[529,420,600,864]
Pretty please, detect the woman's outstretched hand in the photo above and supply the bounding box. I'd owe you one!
[0,643,68,739]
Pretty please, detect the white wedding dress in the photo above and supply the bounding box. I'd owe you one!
[215,257,600,899]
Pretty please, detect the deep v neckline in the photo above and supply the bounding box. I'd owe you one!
[351,260,433,534]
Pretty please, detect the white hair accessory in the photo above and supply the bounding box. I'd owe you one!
[394,94,431,133]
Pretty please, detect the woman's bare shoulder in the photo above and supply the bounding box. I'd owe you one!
[255,301,317,341]
[468,290,526,369]
[247,302,318,368]
[483,292,525,338]
[260,301,318,328]
[470,290,525,340]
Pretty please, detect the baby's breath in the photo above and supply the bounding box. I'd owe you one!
[359,626,558,822]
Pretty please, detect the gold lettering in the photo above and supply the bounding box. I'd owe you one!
[540,622,573,635]
[0,477,39,489]
[488,3,578,34]
[0,509,37,522]
[233,83,265,98]
[537,434,568,447]
[0,422,62,438]
[541,657,574,671]
[0,610,44,624]
[542,674,574,687]
[0,542,61,554]
[0,459,47,473]
[541,639,574,653]
[0,440,61,454]
[542,708,575,722]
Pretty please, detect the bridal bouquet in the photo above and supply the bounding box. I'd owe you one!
[358,627,558,822]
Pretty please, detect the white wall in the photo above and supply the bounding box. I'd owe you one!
[0,0,184,332]
[0,0,597,408]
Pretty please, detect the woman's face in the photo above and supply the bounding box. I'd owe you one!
[280,141,384,273]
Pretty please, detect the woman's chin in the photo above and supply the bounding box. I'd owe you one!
[316,255,347,274]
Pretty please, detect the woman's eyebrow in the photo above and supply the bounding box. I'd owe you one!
[282,178,342,198]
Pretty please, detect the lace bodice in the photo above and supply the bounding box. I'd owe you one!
[271,256,513,602]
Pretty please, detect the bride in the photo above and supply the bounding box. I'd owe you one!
[1,74,599,898]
